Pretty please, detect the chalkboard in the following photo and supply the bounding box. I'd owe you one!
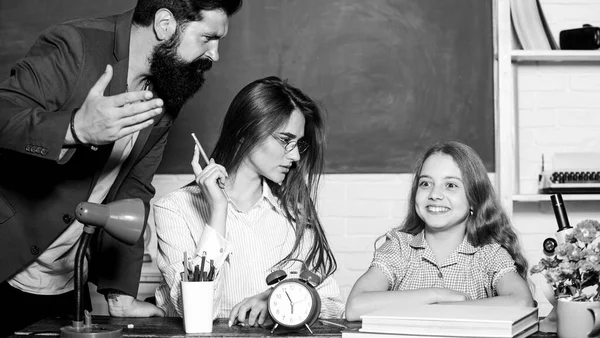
[0,0,495,174]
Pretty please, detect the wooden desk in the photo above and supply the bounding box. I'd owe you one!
[13,317,558,337]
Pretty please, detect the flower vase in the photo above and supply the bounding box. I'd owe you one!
[557,299,600,338]
[537,277,557,333]
[539,306,557,333]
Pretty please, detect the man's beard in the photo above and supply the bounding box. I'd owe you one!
[149,32,212,113]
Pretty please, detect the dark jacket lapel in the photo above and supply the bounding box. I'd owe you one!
[106,10,168,199]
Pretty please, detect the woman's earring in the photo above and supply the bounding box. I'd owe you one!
[469,208,474,216]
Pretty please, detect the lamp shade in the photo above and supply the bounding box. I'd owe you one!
[75,198,145,245]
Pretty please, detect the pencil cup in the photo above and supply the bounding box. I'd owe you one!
[181,281,214,333]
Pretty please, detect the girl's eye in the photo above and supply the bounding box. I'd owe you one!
[447,182,458,189]
[418,181,431,188]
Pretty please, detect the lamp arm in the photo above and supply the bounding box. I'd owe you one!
[73,225,95,327]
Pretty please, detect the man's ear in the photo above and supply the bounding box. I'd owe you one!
[153,8,177,41]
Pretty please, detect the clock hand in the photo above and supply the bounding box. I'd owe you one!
[285,291,294,304]
[285,290,295,314]
[294,295,308,303]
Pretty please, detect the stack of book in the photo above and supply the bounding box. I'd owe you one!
[342,304,539,338]
[510,0,558,50]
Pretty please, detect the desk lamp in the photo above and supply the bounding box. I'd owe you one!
[60,198,145,338]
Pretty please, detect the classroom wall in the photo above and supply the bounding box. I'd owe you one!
[147,173,415,304]
[512,0,600,316]
[139,0,600,317]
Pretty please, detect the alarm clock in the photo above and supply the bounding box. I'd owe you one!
[266,267,322,334]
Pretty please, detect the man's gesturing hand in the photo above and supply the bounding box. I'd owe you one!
[73,64,163,145]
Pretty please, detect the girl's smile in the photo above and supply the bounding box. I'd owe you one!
[415,153,470,232]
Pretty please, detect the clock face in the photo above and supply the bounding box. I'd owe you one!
[269,281,314,327]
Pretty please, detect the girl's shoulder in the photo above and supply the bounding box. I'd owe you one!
[378,228,419,249]
[473,242,512,262]
[372,229,417,272]
[475,241,505,253]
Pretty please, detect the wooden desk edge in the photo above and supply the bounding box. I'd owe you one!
[13,317,558,337]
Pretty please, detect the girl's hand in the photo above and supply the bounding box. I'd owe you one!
[191,145,228,210]
[431,288,469,303]
[228,289,273,328]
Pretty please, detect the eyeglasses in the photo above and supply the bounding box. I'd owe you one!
[272,134,309,154]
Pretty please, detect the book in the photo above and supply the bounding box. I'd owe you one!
[510,0,557,50]
[342,322,539,338]
[359,304,538,337]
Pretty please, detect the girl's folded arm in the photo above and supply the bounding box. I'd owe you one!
[441,271,534,307]
[345,267,465,321]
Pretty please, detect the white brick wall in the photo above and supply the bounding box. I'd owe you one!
[517,64,600,194]
[148,173,490,305]
[148,174,412,301]
[513,0,600,316]
[136,0,600,317]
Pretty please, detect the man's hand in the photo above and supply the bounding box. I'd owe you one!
[71,64,163,146]
[107,293,165,317]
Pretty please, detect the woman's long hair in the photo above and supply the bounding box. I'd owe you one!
[401,141,529,279]
[210,76,337,278]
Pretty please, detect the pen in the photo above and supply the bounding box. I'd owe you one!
[193,265,200,282]
[319,319,347,329]
[183,252,188,282]
[207,259,215,281]
[191,133,228,193]
[191,133,210,165]
[199,252,206,282]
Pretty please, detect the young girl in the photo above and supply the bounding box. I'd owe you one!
[345,141,534,321]
[153,76,344,326]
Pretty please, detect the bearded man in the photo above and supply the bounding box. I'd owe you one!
[0,0,242,335]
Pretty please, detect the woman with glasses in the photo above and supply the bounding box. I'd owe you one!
[153,76,344,326]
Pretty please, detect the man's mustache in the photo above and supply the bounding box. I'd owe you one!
[190,57,213,73]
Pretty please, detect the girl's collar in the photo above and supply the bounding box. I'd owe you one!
[410,230,479,254]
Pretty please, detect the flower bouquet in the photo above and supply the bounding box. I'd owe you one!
[531,219,600,302]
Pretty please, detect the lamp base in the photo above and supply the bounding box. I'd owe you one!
[60,324,122,338]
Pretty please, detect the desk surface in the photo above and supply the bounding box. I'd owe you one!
[14,317,558,338]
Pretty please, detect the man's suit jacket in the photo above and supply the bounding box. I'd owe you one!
[0,10,175,297]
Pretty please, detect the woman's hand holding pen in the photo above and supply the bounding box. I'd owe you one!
[191,144,228,235]
[192,146,228,205]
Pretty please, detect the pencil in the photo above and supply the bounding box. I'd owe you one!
[191,133,210,165]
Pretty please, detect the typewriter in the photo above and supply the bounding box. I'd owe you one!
[538,152,600,194]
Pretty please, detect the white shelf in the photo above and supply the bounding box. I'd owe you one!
[513,194,600,202]
[511,50,600,62]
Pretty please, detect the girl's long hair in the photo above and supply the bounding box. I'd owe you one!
[401,141,528,279]
[210,76,337,278]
